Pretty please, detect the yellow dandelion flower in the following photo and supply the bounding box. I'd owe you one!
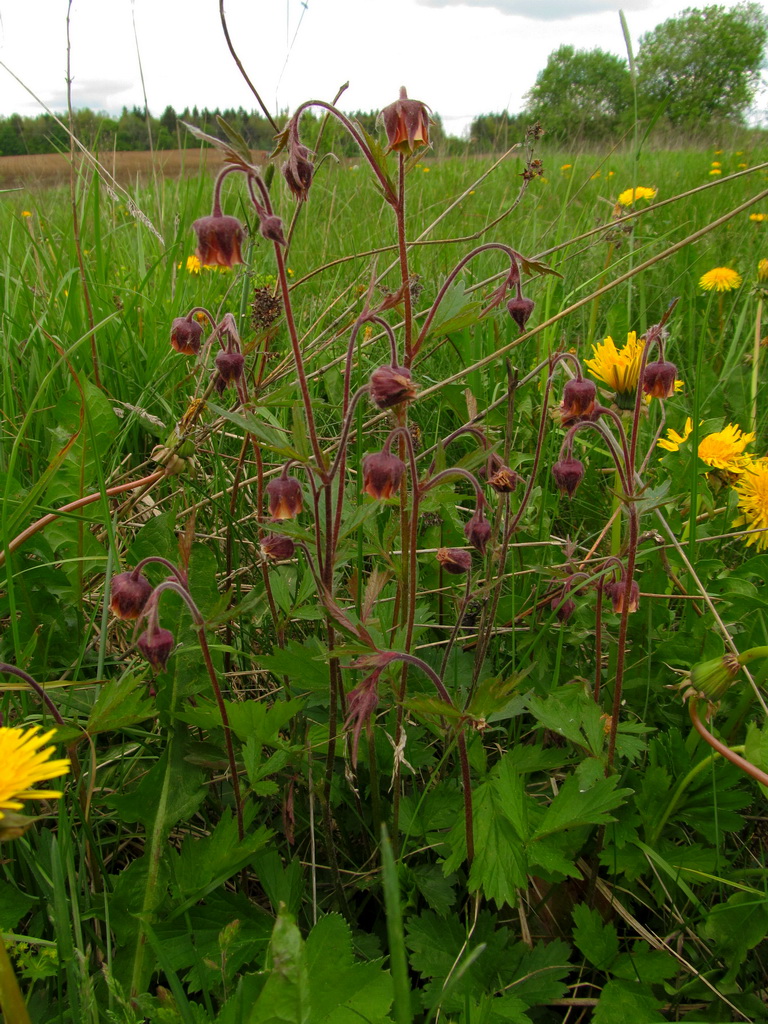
[733,459,768,550]
[584,331,643,400]
[758,259,768,282]
[287,268,295,277]
[0,726,69,819]
[709,169,722,176]
[590,171,601,179]
[699,267,741,292]
[422,166,430,173]
[739,163,749,169]
[560,163,572,171]
[697,423,755,472]
[607,171,615,177]
[658,417,694,453]
[186,254,202,274]
[714,149,724,155]
[21,210,32,218]
[735,151,744,156]
[750,213,766,223]
[468,190,475,195]
[616,186,657,207]
[711,161,721,168]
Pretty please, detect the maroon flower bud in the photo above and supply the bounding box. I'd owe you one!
[369,365,417,409]
[552,457,585,498]
[259,214,287,247]
[170,316,203,356]
[436,547,472,575]
[561,378,596,422]
[487,466,521,494]
[283,143,314,201]
[137,627,175,671]
[642,359,677,399]
[192,214,244,268]
[551,593,576,622]
[464,509,492,554]
[605,578,640,614]
[507,296,535,332]
[362,451,405,499]
[110,570,153,620]
[215,349,245,386]
[260,533,296,562]
[380,87,431,155]
[267,473,303,520]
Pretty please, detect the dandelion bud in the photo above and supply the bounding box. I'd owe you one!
[604,578,640,614]
[192,214,244,268]
[561,378,596,422]
[260,534,296,562]
[464,509,492,554]
[215,350,245,387]
[283,143,314,201]
[380,87,430,155]
[552,457,584,498]
[507,296,535,333]
[259,214,287,247]
[436,547,472,575]
[170,316,203,355]
[110,570,153,620]
[362,451,406,499]
[487,466,520,494]
[137,627,175,672]
[267,472,303,520]
[369,365,417,409]
[642,359,677,399]
[689,652,740,701]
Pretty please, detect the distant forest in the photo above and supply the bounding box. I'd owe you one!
[0,104,530,157]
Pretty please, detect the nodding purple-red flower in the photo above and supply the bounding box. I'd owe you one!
[464,509,492,554]
[436,547,472,575]
[283,142,314,202]
[345,670,382,768]
[137,627,175,672]
[487,466,521,494]
[507,296,535,332]
[110,570,153,621]
[170,316,203,356]
[561,378,596,423]
[214,349,245,392]
[369,365,417,409]
[260,534,296,562]
[259,214,287,247]
[192,214,244,268]
[552,457,585,498]
[642,359,677,399]
[380,87,431,155]
[605,577,640,614]
[362,451,406,499]
[551,592,576,623]
[267,470,303,520]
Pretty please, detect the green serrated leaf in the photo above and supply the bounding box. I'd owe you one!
[87,674,154,734]
[571,903,619,971]
[592,979,665,1024]
[533,774,632,840]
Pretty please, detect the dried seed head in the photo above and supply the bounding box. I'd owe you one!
[507,296,535,332]
[192,214,244,268]
[552,457,585,498]
[642,359,677,399]
[487,466,521,494]
[260,534,296,562]
[267,474,303,520]
[251,287,282,330]
[380,87,431,155]
[561,378,596,422]
[110,570,153,620]
[170,316,203,355]
[369,365,417,409]
[137,627,175,672]
[464,509,492,554]
[362,451,406,499]
[436,547,472,575]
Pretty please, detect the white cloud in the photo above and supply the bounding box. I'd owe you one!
[416,0,651,19]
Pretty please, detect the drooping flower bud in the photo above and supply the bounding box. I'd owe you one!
[436,547,472,575]
[604,578,640,614]
[380,87,431,155]
[369,365,417,409]
[345,670,382,767]
[137,627,175,672]
[551,593,576,623]
[362,451,406,499]
[642,359,677,399]
[507,296,535,333]
[259,214,287,247]
[283,143,314,201]
[267,472,303,520]
[552,457,585,498]
[487,466,521,494]
[192,214,244,268]
[464,509,492,554]
[260,534,296,562]
[561,378,596,422]
[215,349,245,389]
[170,316,203,356]
[110,570,153,620]
[689,652,741,701]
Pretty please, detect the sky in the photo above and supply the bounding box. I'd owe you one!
[0,0,765,138]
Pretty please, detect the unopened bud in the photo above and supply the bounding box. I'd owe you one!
[507,296,535,332]
[215,350,245,388]
[260,534,296,562]
[464,509,492,554]
[170,316,203,355]
[137,627,175,672]
[552,457,584,498]
[259,214,287,246]
[369,365,417,409]
[689,652,741,701]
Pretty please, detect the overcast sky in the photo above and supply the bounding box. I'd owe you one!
[0,0,765,137]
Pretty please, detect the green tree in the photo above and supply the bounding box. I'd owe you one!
[636,2,768,129]
[523,45,632,142]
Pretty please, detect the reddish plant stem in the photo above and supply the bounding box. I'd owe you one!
[397,155,414,365]
[689,699,768,788]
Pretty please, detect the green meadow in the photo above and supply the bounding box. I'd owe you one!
[1,128,768,1023]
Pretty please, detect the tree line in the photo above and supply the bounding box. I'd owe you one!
[0,2,764,156]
